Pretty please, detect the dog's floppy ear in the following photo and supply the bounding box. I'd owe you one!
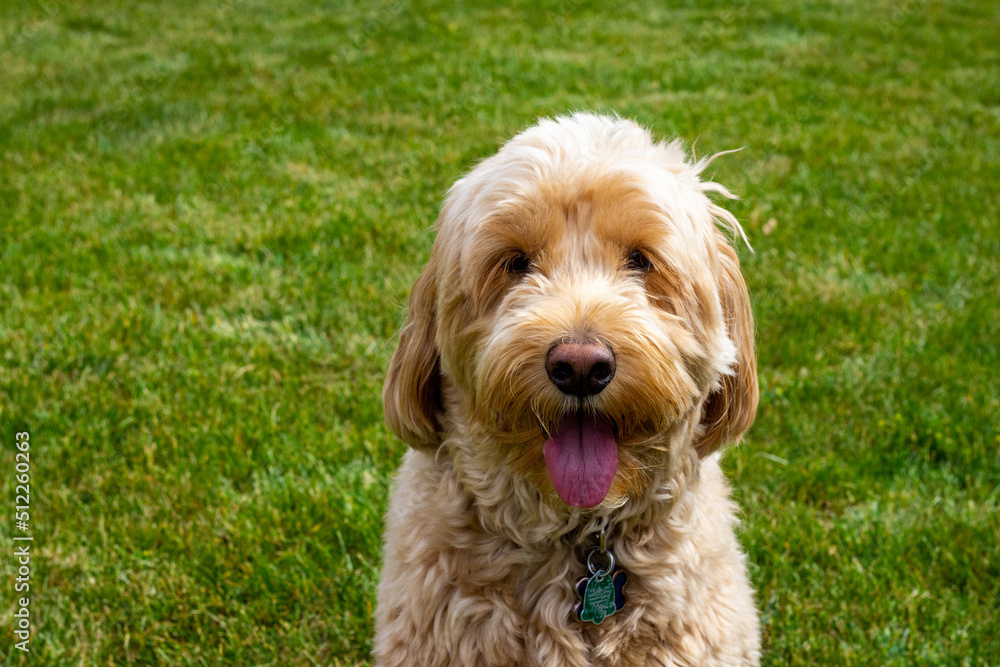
[383,255,442,450]
[694,236,759,457]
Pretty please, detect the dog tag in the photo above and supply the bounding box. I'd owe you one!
[573,547,627,624]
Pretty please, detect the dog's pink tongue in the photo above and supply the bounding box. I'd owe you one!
[543,413,618,508]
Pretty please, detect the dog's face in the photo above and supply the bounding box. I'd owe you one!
[384,114,757,510]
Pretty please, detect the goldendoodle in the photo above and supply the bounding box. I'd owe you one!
[375,113,761,666]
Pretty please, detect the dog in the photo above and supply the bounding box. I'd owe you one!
[374,113,761,666]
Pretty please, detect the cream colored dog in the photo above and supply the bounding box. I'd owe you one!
[375,113,761,666]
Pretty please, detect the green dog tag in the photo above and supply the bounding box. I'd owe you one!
[573,547,627,624]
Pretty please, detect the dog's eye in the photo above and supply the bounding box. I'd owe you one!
[503,253,532,277]
[626,249,654,273]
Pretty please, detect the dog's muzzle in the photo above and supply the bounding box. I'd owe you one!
[542,340,619,507]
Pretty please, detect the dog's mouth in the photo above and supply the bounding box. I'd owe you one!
[543,411,618,508]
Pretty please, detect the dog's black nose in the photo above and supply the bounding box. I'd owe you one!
[545,340,616,397]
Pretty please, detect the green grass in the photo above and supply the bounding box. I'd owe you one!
[0,0,997,664]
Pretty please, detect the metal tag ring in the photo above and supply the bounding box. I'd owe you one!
[586,547,615,576]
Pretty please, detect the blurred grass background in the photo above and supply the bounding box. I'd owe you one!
[0,0,997,664]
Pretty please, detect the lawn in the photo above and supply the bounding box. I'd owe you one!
[1,0,997,664]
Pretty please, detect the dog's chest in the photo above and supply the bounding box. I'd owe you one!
[487,551,657,667]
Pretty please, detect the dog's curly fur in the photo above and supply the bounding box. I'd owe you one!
[375,113,761,666]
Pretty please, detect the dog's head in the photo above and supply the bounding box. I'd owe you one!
[384,113,757,510]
